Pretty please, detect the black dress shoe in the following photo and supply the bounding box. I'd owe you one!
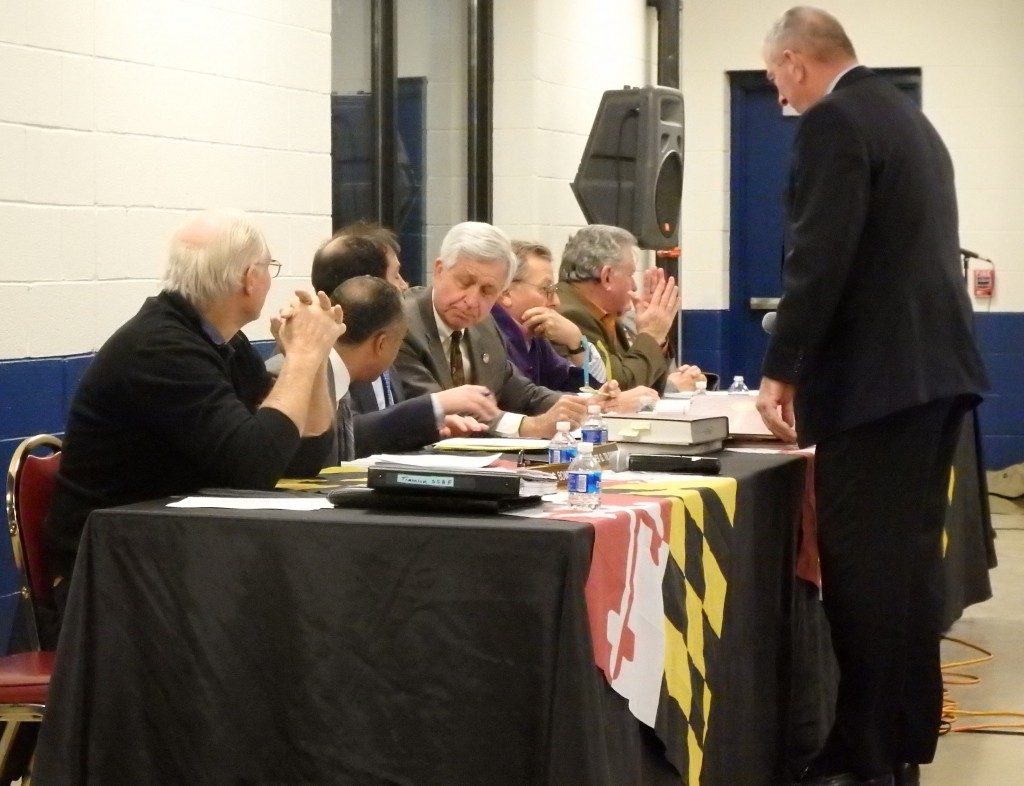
[796,773,894,786]
[893,763,920,785]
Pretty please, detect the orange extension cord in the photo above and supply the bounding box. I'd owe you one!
[940,635,1024,734]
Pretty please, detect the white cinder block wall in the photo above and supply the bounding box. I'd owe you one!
[493,0,655,265]
[496,0,1024,312]
[3,0,1022,364]
[0,0,334,361]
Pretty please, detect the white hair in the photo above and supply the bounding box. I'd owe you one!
[438,221,515,289]
[162,209,269,309]
[763,6,857,63]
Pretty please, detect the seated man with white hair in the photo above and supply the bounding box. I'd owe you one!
[45,209,343,618]
[395,221,588,438]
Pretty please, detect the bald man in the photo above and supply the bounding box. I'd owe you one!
[756,9,987,786]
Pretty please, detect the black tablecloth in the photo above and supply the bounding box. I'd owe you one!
[34,453,815,784]
[31,446,991,785]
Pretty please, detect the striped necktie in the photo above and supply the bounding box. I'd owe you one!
[381,370,394,407]
[337,393,356,463]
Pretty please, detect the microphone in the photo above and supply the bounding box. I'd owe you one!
[961,248,992,263]
[761,312,777,335]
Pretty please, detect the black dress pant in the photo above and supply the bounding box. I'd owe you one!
[814,396,972,779]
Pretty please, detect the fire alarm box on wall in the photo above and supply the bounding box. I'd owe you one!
[973,269,995,298]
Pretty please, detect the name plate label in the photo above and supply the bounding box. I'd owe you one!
[396,473,455,489]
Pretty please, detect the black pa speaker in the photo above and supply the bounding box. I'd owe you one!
[571,85,684,250]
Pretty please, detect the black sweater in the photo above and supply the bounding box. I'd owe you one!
[45,291,331,579]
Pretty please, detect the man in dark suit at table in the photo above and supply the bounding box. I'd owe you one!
[328,276,415,461]
[396,221,588,438]
[755,8,989,786]
[311,226,498,457]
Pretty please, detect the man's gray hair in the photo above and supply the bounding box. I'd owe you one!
[438,221,515,289]
[559,224,637,283]
[763,6,857,63]
[162,210,269,309]
[510,240,554,283]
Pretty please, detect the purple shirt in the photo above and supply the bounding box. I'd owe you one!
[491,305,586,393]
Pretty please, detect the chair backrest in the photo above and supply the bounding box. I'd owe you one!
[5,435,62,650]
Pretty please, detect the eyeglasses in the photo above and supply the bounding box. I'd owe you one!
[515,280,558,298]
[256,259,282,278]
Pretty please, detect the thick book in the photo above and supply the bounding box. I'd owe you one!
[603,412,729,447]
[684,392,775,439]
[367,466,557,499]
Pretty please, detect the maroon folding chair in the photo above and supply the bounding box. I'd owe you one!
[1,435,62,783]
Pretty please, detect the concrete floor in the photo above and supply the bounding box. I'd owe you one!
[927,514,1024,784]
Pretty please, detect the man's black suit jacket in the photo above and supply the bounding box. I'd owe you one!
[348,372,439,457]
[762,66,988,446]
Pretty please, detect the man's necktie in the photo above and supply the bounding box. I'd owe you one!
[381,370,394,408]
[337,393,356,463]
[449,330,466,387]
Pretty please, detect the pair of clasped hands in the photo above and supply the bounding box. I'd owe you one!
[271,290,345,358]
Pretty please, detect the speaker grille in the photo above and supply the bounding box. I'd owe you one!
[655,150,682,238]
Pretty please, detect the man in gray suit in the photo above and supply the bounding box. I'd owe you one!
[395,222,588,438]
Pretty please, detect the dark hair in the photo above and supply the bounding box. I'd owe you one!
[311,236,388,295]
[332,275,406,346]
[339,221,401,254]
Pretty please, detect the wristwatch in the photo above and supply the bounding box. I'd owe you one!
[566,342,586,354]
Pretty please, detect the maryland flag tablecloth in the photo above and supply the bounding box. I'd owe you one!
[516,475,737,785]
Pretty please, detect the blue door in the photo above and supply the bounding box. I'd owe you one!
[726,69,922,384]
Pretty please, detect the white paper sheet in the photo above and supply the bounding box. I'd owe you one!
[167,496,334,511]
[433,437,551,451]
[350,453,502,469]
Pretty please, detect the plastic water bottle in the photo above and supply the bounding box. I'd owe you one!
[580,405,608,445]
[567,442,602,510]
[547,421,578,464]
[728,375,750,394]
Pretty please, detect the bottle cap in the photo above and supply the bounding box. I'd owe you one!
[587,404,601,414]
[577,441,594,454]
[556,421,570,432]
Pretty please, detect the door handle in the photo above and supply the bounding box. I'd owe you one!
[749,297,780,310]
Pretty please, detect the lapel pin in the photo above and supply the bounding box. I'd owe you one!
[482,352,490,364]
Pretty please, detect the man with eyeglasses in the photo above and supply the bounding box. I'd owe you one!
[491,240,609,392]
[45,210,343,628]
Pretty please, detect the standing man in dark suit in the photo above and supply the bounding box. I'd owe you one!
[396,222,588,438]
[756,8,988,786]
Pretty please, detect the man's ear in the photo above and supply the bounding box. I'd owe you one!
[599,265,613,289]
[372,330,389,357]
[242,265,258,296]
[783,49,805,82]
[498,289,513,308]
[433,257,445,279]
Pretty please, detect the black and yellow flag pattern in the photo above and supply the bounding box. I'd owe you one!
[610,477,737,784]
